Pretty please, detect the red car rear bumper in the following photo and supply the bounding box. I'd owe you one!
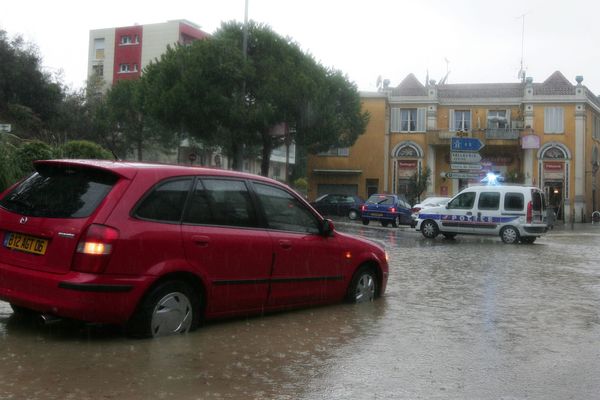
[0,261,151,324]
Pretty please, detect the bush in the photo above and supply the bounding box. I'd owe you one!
[60,140,113,159]
[0,137,22,192]
[12,140,54,176]
[292,177,308,198]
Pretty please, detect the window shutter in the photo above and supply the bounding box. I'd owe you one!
[557,107,564,133]
[505,109,511,128]
[544,107,552,133]
[417,108,426,132]
[467,110,472,131]
[449,109,455,131]
[391,108,401,132]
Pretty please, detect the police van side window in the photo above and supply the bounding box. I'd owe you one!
[478,192,500,210]
[504,193,524,211]
[447,192,475,209]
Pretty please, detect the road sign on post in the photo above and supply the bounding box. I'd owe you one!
[450,151,482,164]
[451,137,484,152]
[444,171,483,179]
[451,163,482,170]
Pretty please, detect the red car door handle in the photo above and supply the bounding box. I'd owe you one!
[191,235,210,247]
[278,240,292,249]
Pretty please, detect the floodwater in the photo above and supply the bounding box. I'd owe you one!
[1,223,599,399]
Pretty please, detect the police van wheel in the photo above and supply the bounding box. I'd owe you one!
[500,226,520,244]
[421,220,439,239]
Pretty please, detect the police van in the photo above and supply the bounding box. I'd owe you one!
[414,185,547,244]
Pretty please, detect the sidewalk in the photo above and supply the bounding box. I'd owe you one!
[549,221,600,233]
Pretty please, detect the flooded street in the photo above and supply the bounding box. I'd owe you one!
[1,224,600,399]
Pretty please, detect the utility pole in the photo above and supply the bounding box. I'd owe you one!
[243,0,249,59]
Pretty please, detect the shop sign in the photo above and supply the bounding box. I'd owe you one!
[544,162,564,179]
[397,160,417,178]
[521,134,540,149]
[398,160,417,169]
[544,162,563,171]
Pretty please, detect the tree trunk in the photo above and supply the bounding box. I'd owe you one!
[260,131,273,177]
[230,141,244,171]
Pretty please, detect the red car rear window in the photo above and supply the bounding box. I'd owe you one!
[0,164,118,218]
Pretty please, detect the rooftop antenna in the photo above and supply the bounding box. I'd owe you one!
[517,13,527,82]
[439,58,450,84]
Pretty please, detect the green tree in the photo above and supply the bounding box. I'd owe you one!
[215,22,369,178]
[0,30,63,139]
[11,140,54,177]
[103,79,175,161]
[292,68,370,179]
[0,133,22,191]
[144,22,368,178]
[143,39,248,166]
[407,167,431,205]
[60,140,112,159]
[504,169,525,183]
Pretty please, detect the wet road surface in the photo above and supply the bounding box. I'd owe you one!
[1,223,599,399]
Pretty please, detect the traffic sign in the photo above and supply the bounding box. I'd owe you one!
[443,171,482,179]
[0,123,11,133]
[451,151,481,164]
[451,137,484,152]
[451,163,482,170]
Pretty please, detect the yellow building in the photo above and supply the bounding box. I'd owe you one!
[307,71,600,223]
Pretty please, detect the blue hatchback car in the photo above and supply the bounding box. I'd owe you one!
[361,194,414,227]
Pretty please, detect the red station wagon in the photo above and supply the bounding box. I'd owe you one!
[0,160,389,337]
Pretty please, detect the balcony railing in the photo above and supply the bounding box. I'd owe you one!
[485,129,520,140]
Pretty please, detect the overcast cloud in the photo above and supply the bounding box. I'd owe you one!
[2,0,599,93]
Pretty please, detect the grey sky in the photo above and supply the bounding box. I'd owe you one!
[2,0,599,92]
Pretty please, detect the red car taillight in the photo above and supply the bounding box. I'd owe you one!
[72,224,119,273]
[526,201,533,223]
[411,207,421,213]
[389,207,396,213]
[361,205,366,212]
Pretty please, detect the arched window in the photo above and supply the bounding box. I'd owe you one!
[542,147,566,159]
[392,142,423,197]
[392,141,422,158]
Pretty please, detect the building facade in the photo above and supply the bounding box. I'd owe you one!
[308,71,600,223]
[86,20,295,181]
[88,20,208,91]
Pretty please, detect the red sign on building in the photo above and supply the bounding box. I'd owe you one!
[397,160,417,178]
[544,162,563,171]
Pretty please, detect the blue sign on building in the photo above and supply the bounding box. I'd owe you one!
[451,137,484,152]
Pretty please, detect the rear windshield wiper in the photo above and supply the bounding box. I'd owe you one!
[1,198,34,212]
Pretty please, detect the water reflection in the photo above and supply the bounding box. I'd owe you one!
[1,224,600,399]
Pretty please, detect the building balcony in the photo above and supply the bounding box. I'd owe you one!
[484,128,520,140]
[426,127,524,147]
